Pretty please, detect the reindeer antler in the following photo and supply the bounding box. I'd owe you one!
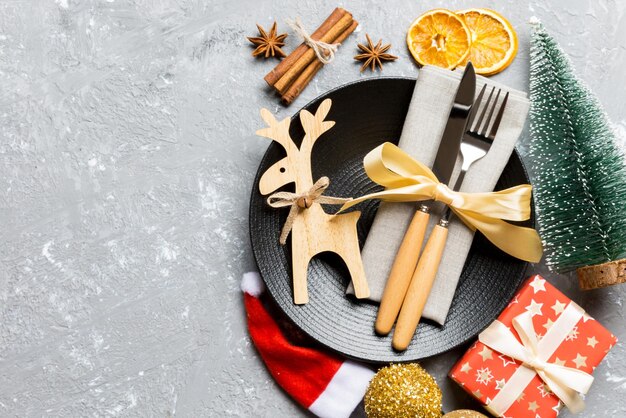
[299,99,335,153]
[256,108,296,153]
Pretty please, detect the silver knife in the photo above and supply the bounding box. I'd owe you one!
[375,63,476,336]
[431,63,476,184]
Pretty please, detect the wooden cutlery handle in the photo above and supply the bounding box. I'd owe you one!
[375,208,429,335]
[392,223,449,351]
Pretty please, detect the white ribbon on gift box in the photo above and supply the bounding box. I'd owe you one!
[478,302,594,416]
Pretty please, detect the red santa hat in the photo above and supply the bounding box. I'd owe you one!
[241,272,374,418]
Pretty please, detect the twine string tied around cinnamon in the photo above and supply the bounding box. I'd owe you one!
[267,177,349,244]
[286,17,339,64]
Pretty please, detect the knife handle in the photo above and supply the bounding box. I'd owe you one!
[375,207,430,335]
[392,221,449,351]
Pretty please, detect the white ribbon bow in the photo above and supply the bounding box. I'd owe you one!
[479,304,594,415]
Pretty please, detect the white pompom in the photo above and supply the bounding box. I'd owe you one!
[529,16,541,26]
[241,272,265,297]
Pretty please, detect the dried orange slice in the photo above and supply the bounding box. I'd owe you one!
[456,8,518,75]
[406,9,471,70]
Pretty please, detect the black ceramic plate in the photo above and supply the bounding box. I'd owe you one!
[249,77,530,363]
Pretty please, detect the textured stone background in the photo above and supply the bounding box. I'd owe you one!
[1,0,625,417]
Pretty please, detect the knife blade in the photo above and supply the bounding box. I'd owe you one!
[374,62,477,336]
[431,62,476,185]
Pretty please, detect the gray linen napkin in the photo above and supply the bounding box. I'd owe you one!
[347,66,529,325]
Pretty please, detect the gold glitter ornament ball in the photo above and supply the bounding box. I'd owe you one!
[442,410,488,418]
[364,363,442,418]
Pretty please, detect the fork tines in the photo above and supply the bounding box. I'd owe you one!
[466,85,510,141]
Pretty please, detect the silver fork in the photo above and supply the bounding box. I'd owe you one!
[392,85,510,351]
[452,85,508,199]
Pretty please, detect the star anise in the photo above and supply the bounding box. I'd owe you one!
[247,22,287,59]
[354,34,398,72]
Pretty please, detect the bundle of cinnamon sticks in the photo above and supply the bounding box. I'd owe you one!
[265,8,358,105]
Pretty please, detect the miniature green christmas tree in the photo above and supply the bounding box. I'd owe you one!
[528,19,626,289]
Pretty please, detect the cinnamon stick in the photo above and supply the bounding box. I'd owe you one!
[274,13,353,95]
[264,8,347,87]
[281,20,358,105]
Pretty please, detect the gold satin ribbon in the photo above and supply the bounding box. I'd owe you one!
[339,143,543,262]
[479,305,593,415]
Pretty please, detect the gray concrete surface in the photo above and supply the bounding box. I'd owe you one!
[1,0,625,416]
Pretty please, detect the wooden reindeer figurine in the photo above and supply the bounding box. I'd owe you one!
[257,99,370,304]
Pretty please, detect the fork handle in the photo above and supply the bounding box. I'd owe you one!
[375,207,430,335]
[392,221,449,351]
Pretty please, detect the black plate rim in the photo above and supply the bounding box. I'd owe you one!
[248,76,531,363]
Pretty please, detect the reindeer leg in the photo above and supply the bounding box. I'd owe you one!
[291,232,311,305]
[334,212,370,299]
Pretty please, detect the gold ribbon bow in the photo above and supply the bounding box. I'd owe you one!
[479,305,594,415]
[339,143,543,262]
[267,177,350,245]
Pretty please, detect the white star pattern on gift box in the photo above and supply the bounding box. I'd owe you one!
[507,295,519,307]
[573,353,587,368]
[553,401,562,415]
[537,383,552,397]
[553,357,566,366]
[499,354,517,368]
[587,336,599,348]
[476,367,493,385]
[460,362,472,373]
[608,338,616,350]
[566,326,579,341]
[528,400,539,412]
[495,378,506,390]
[551,300,566,315]
[478,346,494,361]
[543,318,554,331]
[526,299,543,316]
[529,276,546,293]
[472,389,483,398]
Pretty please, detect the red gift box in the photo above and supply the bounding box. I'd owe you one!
[449,275,617,417]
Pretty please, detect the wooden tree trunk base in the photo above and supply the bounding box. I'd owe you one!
[577,258,626,290]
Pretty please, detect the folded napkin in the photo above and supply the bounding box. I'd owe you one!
[347,66,530,325]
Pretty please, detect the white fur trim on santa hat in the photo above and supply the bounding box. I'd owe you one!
[241,272,265,297]
[309,360,375,418]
